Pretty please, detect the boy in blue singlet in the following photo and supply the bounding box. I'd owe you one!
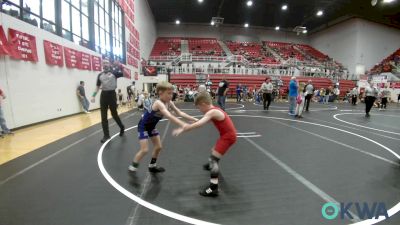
[129,81,198,173]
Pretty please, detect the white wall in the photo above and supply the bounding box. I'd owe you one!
[0,13,133,129]
[157,23,309,44]
[135,0,157,60]
[310,18,400,76]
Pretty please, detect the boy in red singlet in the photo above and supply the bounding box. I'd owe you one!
[173,92,237,197]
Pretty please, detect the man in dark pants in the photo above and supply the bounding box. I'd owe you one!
[351,86,358,105]
[91,60,125,143]
[259,78,273,110]
[304,80,314,111]
[217,76,229,111]
[364,83,377,117]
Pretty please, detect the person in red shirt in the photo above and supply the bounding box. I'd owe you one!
[173,92,237,197]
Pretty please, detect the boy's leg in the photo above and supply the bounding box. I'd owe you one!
[200,149,221,197]
[129,139,149,172]
[148,134,165,173]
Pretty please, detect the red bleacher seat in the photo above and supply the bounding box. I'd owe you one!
[150,37,181,57]
[188,38,224,56]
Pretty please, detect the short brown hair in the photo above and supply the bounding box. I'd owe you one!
[195,92,212,105]
[156,81,173,94]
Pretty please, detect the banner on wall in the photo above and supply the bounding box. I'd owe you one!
[134,72,138,81]
[64,47,81,68]
[8,28,38,62]
[79,52,92,70]
[122,67,131,79]
[91,55,102,71]
[0,26,10,55]
[143,66,157,76]
[43,40,64,66]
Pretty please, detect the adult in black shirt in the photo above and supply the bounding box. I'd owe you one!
[217,77,229,110]
[91,60,125,143]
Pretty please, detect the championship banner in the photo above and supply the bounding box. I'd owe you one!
[79,52,92,70]
[134,72,138,81]
[91,55,102,71]
[0,26,10,55]
[43,40,63,66]
[8,28,38,62]
[64,47,81,68]
[122,66,131,79]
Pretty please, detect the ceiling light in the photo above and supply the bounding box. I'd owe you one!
[316,10,324,16]
[244,23,249,28]
[246,0,253,7]
[383,0,395,3]
[302,30,307,34]
[281,4,288,10]
[175,20,180,25]
[275,26,280,30]
[211,21,215,26]
[198,0,204,3]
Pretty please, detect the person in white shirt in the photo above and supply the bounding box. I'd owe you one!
[259,78,274,110]
[364,83,378,117]
[304,80,314,111]
[0,87,13,136]
[351,86,358,105]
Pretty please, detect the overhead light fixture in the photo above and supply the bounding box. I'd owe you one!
[211,21,215,26]
[175,20,180,25]
[198,0,204,3]
[246,0,253,7]
[383,0,395,3]
[244,23,249,28]
[302,30,308,34]
[282,4,288,10]
[275,26,280,30]
[316,10,324,16]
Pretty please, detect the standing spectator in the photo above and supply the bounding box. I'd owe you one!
[295,82,306,118]
[351,86,359,105]
[324,86,331,104]
[332,86,340,102]
[243,85,248,102]
[304,80,314,111]
[172,83,178,101]
[217,76,229,110]
[205,79,213,93]
[288,76,298,115]
[91,59,125,143]
[0,87,13,136]
[364,82,378,117]
[259,78,273,110]
[117,89,123,107]
[379,86,390,111]
[77,81,90,113]
[236,84,242,102]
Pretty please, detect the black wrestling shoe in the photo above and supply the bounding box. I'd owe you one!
[100,136,110,143]
[199,186,219,197]
[148,166,165,173]
[203,163,211,171]
[119,126,125,136]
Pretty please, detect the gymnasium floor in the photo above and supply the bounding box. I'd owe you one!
[1,102,400,225]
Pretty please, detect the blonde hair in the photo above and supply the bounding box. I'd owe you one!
[156,81,173,94]
[299,82,305,92]
[195,92,212,105]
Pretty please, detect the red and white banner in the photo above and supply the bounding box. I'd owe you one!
[0,26,10,55]
[64,47,81,68]
[123,66,131,79]
[79,52,92,70]
[127,55,138,68]
[8,28,38,62]
[91,55,102,71]
[43,40,63,66]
